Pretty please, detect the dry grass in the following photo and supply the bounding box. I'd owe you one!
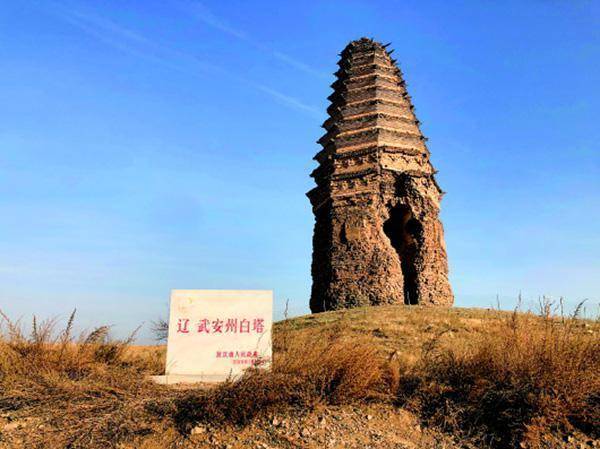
[0,310,165,448]
[159,320,393,434]
[1,305,598,449]
[154,304,600,448]
[400,306,600,448]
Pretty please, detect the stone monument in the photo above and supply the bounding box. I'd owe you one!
[158,289,272,384]
[307,38,453,312]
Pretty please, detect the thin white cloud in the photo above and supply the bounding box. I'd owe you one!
[185,2,248,40]
[57,9,169,68]
[271,51,324,78]
[253,84,325,118]
[66,9,151,45]
[45,3,323,119]
[183,1,328,79]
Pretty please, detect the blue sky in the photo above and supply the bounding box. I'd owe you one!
[1,1,598,341]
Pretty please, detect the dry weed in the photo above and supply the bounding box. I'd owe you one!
[401,303,600,448]
[162,320,395,432]
[1,304,598,449]
[0,310,164,448]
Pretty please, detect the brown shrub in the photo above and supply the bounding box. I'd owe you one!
[0,310,163,449]
[167,321,395,432]
[401,306,600,448]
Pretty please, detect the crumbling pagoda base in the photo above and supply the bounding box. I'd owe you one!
[307,38,453,312]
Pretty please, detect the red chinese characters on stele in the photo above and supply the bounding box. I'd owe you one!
[215,350,267,366]
[176,318,265,335]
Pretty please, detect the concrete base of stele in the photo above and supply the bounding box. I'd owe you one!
[150,373,231,385]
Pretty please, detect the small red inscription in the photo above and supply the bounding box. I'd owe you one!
[215,350,264,366]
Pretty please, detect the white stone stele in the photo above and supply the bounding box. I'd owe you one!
[151,289,273,385]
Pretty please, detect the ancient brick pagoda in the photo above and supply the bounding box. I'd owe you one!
[307,38,453,312]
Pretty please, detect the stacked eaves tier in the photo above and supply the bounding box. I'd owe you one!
[308,37,442,212]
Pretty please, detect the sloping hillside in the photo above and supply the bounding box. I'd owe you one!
[1,305,598,449]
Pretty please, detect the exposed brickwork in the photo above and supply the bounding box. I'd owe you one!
[308,38,453,312]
